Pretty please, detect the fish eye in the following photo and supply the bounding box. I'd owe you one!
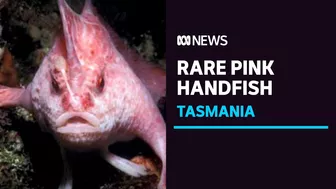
[97,76,105,92]
[52,77,60,93]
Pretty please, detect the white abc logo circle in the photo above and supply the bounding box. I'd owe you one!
[177,35,191,46]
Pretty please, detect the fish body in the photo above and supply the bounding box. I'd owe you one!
[0,0,166,189]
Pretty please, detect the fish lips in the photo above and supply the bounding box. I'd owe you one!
[55,112,100,133]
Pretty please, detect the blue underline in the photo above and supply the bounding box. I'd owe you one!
[173,125,329,129]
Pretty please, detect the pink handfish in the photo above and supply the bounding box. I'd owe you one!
[0,0,166,188]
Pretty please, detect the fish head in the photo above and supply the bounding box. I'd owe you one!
[31,0,125,145]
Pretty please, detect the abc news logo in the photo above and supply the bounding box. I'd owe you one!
[177,35,228,47]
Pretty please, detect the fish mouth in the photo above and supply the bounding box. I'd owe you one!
[55,112,100,133]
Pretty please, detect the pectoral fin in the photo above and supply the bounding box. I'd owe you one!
[0,84,32,111]
[100,148,148,177]
[127,99,166,189]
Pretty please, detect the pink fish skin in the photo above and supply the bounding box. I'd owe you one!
[0,0,166,189]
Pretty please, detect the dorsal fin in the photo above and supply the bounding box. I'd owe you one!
[57,0,116,80]
[57,0,81,65]
[82,0,95,16]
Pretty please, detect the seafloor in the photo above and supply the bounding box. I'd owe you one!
[0,0,165,188]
